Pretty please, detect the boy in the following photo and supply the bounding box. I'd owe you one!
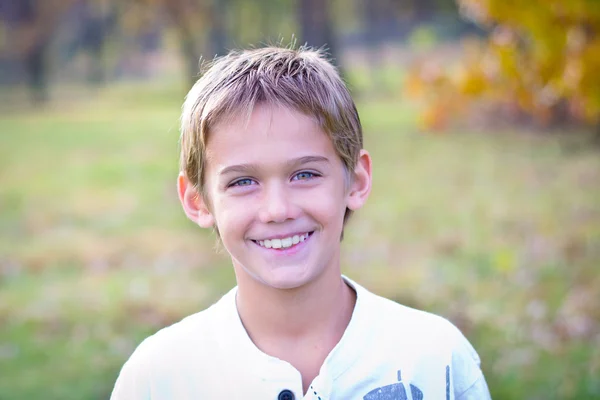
[111,46,491,399]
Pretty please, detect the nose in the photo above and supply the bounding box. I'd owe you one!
[258,183,297,224]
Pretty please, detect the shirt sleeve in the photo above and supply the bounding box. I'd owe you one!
[450,325,492,400]
[457,375,491,400]
[110,338,154,400]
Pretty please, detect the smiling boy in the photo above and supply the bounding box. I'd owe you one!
[111,46,491,399]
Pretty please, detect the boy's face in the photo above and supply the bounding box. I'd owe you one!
[179,104,371,290]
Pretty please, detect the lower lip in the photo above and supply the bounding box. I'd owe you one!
[252,232,313,256]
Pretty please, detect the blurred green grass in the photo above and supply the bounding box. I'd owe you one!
[1,81,599,399]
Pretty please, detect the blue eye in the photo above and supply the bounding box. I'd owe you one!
[231,178,255,187]
[293,171,316,181]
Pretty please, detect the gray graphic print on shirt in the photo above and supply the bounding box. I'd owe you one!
[363,366,450,400]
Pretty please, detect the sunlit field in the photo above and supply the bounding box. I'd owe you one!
[1,80,599,399]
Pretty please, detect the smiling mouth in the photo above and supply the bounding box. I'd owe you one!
[252,232,314,250]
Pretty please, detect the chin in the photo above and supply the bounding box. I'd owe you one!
[256,268,316,291]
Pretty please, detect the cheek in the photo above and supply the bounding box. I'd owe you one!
[213,198,255,237]
[306,185,348,224]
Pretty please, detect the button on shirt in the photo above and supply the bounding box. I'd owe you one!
[278,389,295,400]
[111,277,491,399]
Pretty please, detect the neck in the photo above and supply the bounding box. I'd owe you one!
[234,265,356,345]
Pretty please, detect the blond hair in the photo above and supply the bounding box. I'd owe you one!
[180,46,363,222]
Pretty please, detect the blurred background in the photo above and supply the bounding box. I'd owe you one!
[0,0,599,399]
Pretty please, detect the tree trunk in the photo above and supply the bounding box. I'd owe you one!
[164,0,204,88]
[361,0,384,92]
[208,0,228,58]
[25,39,48,103]
[8,0,75,103]
[13,0,49,103]
[298,0,339,66]
[81,4,117,85]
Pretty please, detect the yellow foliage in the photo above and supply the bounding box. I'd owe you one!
[454,64,487,96]
[406,0,600,130]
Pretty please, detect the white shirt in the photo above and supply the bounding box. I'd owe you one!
[111,277,491,399]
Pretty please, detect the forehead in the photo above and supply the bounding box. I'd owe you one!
[205,104,339,168]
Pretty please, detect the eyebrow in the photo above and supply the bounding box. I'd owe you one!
[218,155,330,176]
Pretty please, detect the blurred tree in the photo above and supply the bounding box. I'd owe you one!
[405,0,600,132]
[229,0,296,47]
[208,0,228,57]
[413,0,437,23]
[78,0,117,84]
[298,0,339,65]
[131,0,228,86]
[0,0,75,103]
[161,0,211,85]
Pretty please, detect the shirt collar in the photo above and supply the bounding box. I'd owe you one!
[214,275,376,394]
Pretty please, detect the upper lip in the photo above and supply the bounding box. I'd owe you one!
[250,231,313,241]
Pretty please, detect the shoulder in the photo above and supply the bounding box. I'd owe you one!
[110,290,233,399]
[353,280,487,383]
[368,290,481,363]
[357,282,465,346]
[364,291,490,398]
[137,292,225,358]
[369,294,488,398]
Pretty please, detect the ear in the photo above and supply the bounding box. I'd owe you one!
[346,149,372,211]
[177,173,215,228]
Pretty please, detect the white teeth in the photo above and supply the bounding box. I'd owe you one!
[256,233,310,249]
